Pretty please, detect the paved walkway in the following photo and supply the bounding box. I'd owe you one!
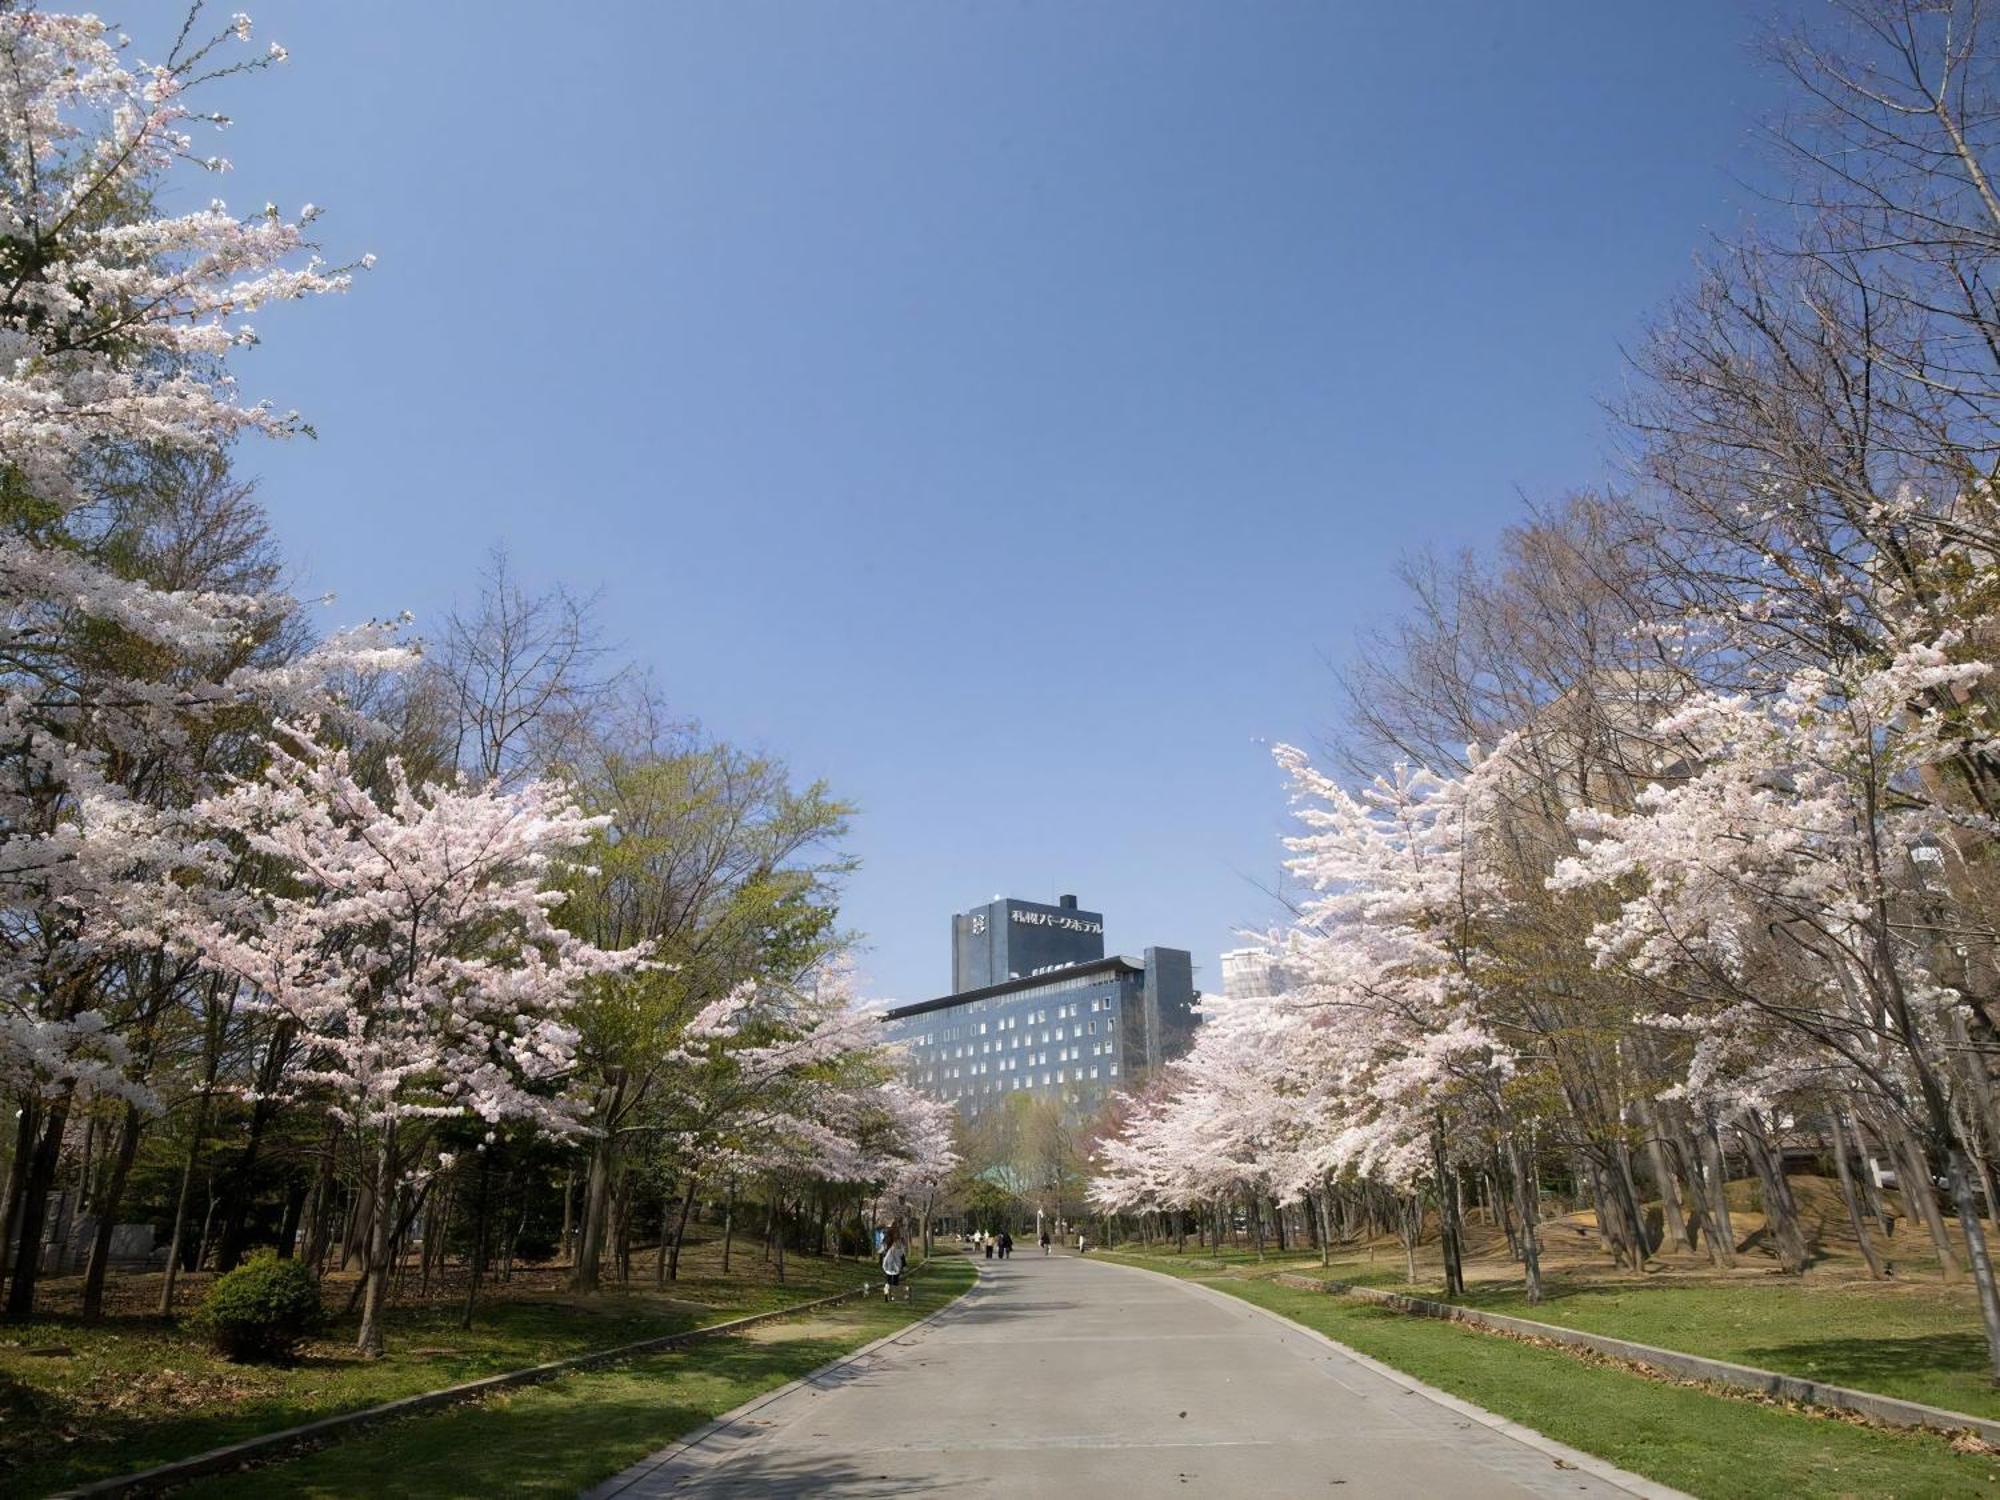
[584,1252,1681,1499]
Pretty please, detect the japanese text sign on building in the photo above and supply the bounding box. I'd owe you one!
[1011,910,1103,934]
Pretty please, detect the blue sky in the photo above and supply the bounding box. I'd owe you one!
[210,1,1776,1002]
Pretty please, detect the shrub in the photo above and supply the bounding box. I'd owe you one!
[193,1252,325,1363]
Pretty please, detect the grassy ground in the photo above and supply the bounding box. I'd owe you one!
[178,1257,976,1500]
[0,1234,908,1497]
[1099,1249,2000,1500]
[1457,1277,1992,1419]
[1112,1174,1998,1418]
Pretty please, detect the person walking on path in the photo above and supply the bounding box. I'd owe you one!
[998,1230,1013,1259]
[881,1225,909,1301]
[1039,1229,1051,1256]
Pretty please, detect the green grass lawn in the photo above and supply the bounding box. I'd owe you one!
[1101,1250,2000,1500]
[1107,1194,1997,1419]
[0,1238,903,1497]
[1454,1277,1998,1421]
[176,1257,977,1500]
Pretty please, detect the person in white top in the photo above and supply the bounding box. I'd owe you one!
[880,1225,910,1301]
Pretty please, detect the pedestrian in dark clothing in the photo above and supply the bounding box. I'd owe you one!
[998,1231,1013,1259]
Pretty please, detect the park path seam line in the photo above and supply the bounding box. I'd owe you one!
[1090,1254,1691,1500]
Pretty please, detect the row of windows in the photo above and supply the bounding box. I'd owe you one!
[911,1015,1116,1064]
[934,1064,1118,1098]
[925,1035,1120,1077]
[891,972,1134,1044]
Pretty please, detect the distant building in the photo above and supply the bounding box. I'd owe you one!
[1220,946,1294,1000]
[883,894,1198,1119]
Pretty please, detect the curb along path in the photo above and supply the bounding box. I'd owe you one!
[52,1278,896,1500]
[1264,1271,2000,1447]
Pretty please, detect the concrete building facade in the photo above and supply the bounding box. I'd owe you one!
[883,895,1198,1119]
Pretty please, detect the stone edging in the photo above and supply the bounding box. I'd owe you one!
[1269,1271,2000,1447]
[52,1277,891,1499]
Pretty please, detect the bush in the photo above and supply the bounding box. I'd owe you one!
[193,1252,325,1363]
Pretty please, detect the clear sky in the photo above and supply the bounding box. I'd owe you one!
[208,1,1777,1002]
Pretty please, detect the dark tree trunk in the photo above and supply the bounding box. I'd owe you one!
[570,1078,624,1293]
[4,1086,75,1322]
[1511,1135,1544,1305]
[667,1177,698,1282]
[356,1131,401,1357]
[0,1093,40,1283]
[299,1119,343,1278]
[1698,1116,1738,1267]
[215,1026,293,1272]
[1829,1111,1888,1280]
[1741,1111,1810,1274]
[81,1102,146,1320]
[461,1152,490,1331]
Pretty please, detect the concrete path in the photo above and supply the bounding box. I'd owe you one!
[583,1252,1682,1499]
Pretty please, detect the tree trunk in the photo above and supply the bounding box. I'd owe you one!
[4,1085,75,1322]
[460,1151,490,1331]
[0,1093,40,1283]
[571,1124,616,1293]
[215,1027,292,1272]
[654,1191,671,1288]
[1829,1111,1888,1280]
[1432,1119,1465,1297]
[560,1169,576,1266]
[721,1181,736,1274]
[81,1102,145,1320]
[1944,1141,2000,1385]
[667,1177,698,1283]
[194,1176,220,1272]
[570,1078,623,1293]
[1639,1102,1691,1255]
[1698,1116,1738,1267]
[1740,1111,1809,1274]
[356,1128,399,1358]
[298,1119,342,1278]
[1511,1136,1544,1305]
[1891,1121,1960,1279]
[773,1193,787,1284]
[340,1177,374,1273]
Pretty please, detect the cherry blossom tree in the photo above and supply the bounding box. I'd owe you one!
[0,8,405,1320]
[177,723,639,1356]
[1553,639,2000,1375]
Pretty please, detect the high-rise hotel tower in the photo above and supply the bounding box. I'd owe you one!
[880,894,1198,1119]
